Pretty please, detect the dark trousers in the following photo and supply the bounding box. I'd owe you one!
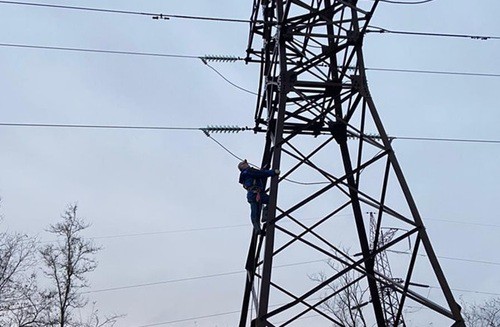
[248,192,269,233]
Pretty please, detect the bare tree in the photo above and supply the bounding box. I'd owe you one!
[0,232,36,304]
[310,258,369,327]
[1,273,53,327]
[78,302,123,327]
[0,199,51,326]
[39,204,119,327]
[461,297,500,327]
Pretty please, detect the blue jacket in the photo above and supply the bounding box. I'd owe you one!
[239,168,276,201]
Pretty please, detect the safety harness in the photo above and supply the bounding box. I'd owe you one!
[240,171,262,202]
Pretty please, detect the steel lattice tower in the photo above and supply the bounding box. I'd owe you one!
[239,0,465,326]
[369,212,405,326]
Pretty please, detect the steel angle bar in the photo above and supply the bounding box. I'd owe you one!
[263,248,380,320]
[273,209,354,259]
[268,201,352,261]
[278,150,391,208]
[262,279,344,326]
[363,92,464,321]
[281,141,337,176]
[272,182,337,222]
[357,197,417,227]
[285,3,344,27]
[371,157,391,250]
[344,93,364,122]
[273,276,365,327]
[283,137,388,182]
[395,236,420,325]
[273,225,372,278]
[240,232,263,326]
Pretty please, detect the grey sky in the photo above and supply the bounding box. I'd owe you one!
[1,1,499,326]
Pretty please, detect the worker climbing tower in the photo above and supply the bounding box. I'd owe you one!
[239,0,465,326]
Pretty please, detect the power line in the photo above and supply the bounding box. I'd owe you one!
[3,42,500,80]
[206,134,246,162]
[89,223,249,240]
[0,122,202,131]
[429,286,500,297]
[202,61,259,96]
[133,286,500,327]
[137,290,496,327]
[0,42,257,96]
[83,253,500,295]
[379,0,435,4]
[367,26,500,41]
[366,67,500,78]
[0,0,251,23]
[134,310,241,327]
[3,122,500,146]
[394,136,500,145]
[73,218,499,246]
[434,255,500,267]
[43,215,497,244]
[1,1,498,41]
[84,259,326,294]
[134,308,320,327]
[0,42,203,59]
[131,286,500,326]
[82,260,500,327]
[425,217,500,229]
[83,270,242,294]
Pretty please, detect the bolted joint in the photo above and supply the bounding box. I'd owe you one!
[351,75,370,97]
[322,44,337,56]
[265,38,276,53]
[263,6,275,19]
[328,121,348,145]
[280,25,294,42]
[347,30,361,45]
[278,71,297,93]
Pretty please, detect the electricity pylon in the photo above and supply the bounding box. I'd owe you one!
[368,212,405,326]
[239,1,465,326]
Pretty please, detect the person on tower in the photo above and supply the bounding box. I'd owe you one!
[238,159,280,235]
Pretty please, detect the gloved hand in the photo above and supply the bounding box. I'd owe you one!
[274,169,281,176]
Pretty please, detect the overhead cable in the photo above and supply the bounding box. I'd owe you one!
[133,284,500,327]
[89,223,249,240]
[366,67,500,78]
[2,1,498,41]
[379,0,435,4]
[132,284,500,326]
[367,26,500,41]
[0,122,203,131]
[428,286,500,297]
[0,1,497,40]
[83,270,243,294]
[201,60,259,96]
[2,122,500,145]
[78,248,500,296]
[0,42,202,59]
[2,42,499,80]
[84,259,326,294]
[0,0,251,23]
[426,217,500,229]
[39,216,500,244]
[393,136,500,144]
[134,310,241,327]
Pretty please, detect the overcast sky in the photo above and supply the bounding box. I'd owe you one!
[1,1,499,326]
